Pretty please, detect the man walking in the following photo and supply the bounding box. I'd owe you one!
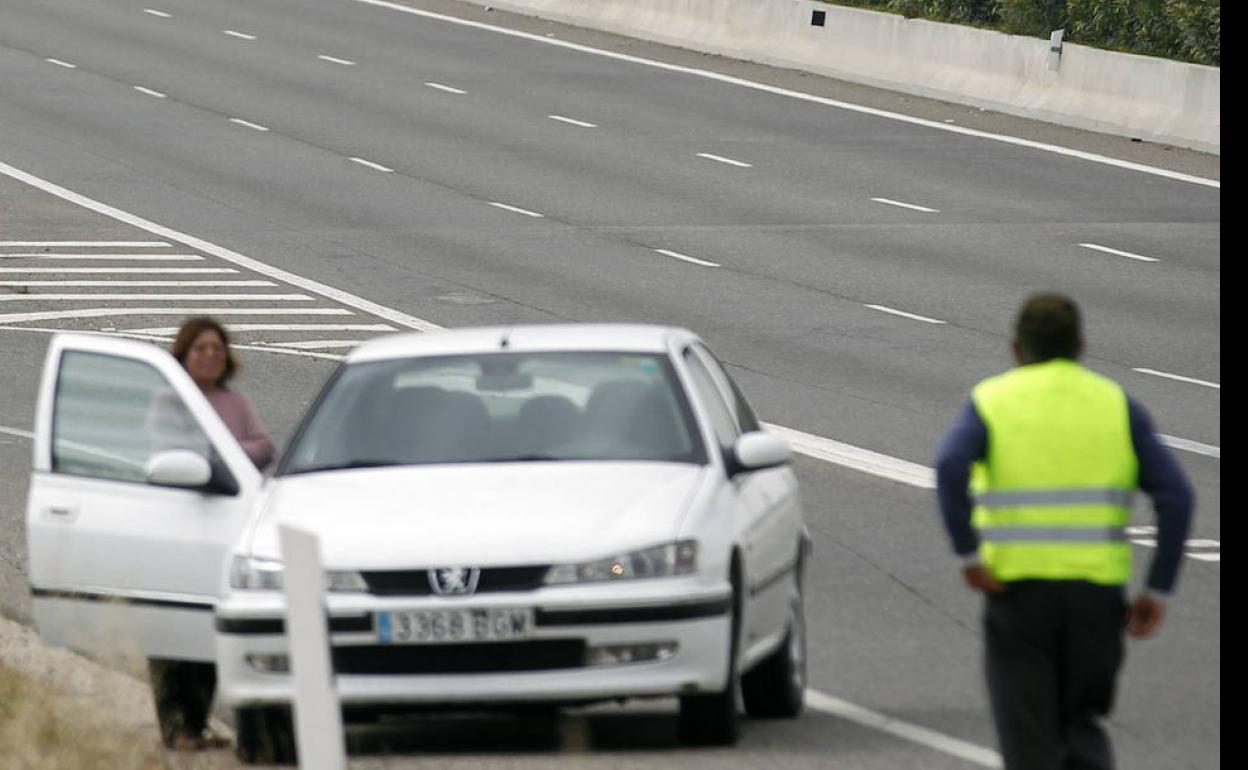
[935,293,1194,770]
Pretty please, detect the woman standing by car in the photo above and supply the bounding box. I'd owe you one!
[150,316,274,749]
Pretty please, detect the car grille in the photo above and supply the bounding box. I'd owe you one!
[360,566,550,596]
[331,639,586,674]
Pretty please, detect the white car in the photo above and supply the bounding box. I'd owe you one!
[26,324,810,763]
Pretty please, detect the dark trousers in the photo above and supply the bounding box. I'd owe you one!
[984,581,1127,770]
[148,659,217,744]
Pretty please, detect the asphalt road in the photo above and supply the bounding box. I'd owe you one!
[0,0,1219,767]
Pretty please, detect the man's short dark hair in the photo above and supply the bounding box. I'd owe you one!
[1015,294,1082,362]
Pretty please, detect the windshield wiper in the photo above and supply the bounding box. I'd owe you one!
[285,459,401,475]
[480,454,568,463]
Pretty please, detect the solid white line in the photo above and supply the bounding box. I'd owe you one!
[871,197,940,213]
[1134,368,1219,389]
[0,253,202,260]
[229,118,270,132]
[134,86,167,98]
[0,267,236,274]
[125,324,394,334]
[488,202,544,218]
[318,54,357,66]
[0,280,275,287]
[46,59,77,69]
[349,0,1218,189]
[696,152,752,168]
[1159,434,1219,459]
[805,689,1002,767]
[143,9,171,18]
[348,157,394,173]
[0,425,35,440]
[655,249,720,268]
[865,304,947,324]
[0,294,313,302]
[223,30,256,40]
[763,422,935,489]
[0,159,442,332]
[1078,243,1159,263]
[548,115,597,128]
[424,82,466,94]
[0,241,170,247]
[0,308,351,324]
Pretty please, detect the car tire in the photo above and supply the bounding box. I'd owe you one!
[678,568,741,746]
[741,559,806,719]
[234,705,297,765]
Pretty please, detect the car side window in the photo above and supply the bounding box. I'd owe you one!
[690,344,761,433]
[682,348,740,451]
[52,351,212,484]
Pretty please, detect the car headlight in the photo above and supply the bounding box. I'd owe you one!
[544,541,697,585]
[228,555,368,593]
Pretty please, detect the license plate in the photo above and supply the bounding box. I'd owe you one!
[377,607,534,644]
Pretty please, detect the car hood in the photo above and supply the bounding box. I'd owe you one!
[246,462,708,568]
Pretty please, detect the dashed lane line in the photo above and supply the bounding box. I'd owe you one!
[134,86,167,98]
[865,304,947,324]
[124,323,395,334]
[0,267,236,274]
[318,55,357,66]
[1134,368,1219,390]
[45,59,77,69]
[424,82,466,94]
[548,115,597,128]
[1079,243,1159,263]
[871,197,940,214]
[0,280,276,287]
[654,249,719,268]
[696,152,752,168]
[0,241,170,247]
[0,308,351,324]
[229,118,270,132]
[0,253,202,260]
[348,157,394,173]
[487,201,544,218]
[223,30,256,40]
[142,9,171,18]
[1159,434,1219,459]
[0,294,314,302]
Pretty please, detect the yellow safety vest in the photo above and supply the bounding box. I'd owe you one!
[970,359,1137,585]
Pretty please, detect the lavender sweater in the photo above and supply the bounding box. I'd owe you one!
[205,388,275,470]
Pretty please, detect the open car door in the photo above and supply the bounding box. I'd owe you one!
[27,333,262,664]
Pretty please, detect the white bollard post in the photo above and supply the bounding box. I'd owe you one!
[1047,29,1065,71]
[279,524,348,770]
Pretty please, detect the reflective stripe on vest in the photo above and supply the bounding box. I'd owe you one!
[978,526,1128,543]
[973,488,1134,508]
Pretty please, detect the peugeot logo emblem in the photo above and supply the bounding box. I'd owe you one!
[428,566,481,596]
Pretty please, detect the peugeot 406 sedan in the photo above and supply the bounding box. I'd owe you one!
[26,324,810,763]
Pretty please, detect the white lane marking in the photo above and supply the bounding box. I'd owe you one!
[0,308,351,324]
[0,267,236,273]
[424,82,467,94]
[262,339,364,350]
[488,201,544,218]
[143,9,171,18]
[350,0,1218,189]
[1078,243,1159,263]
[805,689,1001,768]
[0,294,313,302]
[229,118,270,132]
[548,115,598,128]
[0,280,275,287]
[134,86,167,98]
[655,248,720,268]
[865,304,947,324]
[223,30,256,40]
[1186,539,1220,548]
[0,326,353,364]
[1133,368,1219,390]
[871,197,940,213]
[0,160,441,332]
[46,59,77,69]
[0,253,202,260]
[696,152,752,168]
[124,323,394,334]
[0,425,35,440]
[348,157,394,173]
[1189,553,1220,562]
[1159,434,1219,459]
[318,54,357,66]
[764,422,935,489]
[0,241,170,247]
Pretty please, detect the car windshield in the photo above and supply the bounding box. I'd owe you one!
[279,351,705,473]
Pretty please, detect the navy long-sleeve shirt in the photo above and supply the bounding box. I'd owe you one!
[935,396,1194,594]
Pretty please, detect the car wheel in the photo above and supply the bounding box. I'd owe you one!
[742,558,806,719]
[678,567,741,746]
[234,705,297,765]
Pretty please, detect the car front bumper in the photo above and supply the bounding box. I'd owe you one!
[215,581,732,709]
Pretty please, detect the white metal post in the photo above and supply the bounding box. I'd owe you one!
[1047,29,1065,71]
[280,524,348,770]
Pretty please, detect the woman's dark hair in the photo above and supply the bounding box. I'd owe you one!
[1014,293,1083,362]
[171,316,238,386]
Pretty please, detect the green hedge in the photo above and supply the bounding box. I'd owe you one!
[826,1,1219,65]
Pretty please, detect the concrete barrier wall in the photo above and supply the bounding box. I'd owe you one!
[483,0,1219,153]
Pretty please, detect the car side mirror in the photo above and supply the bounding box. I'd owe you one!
[145,449,212,488]
[729,432,791,475]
